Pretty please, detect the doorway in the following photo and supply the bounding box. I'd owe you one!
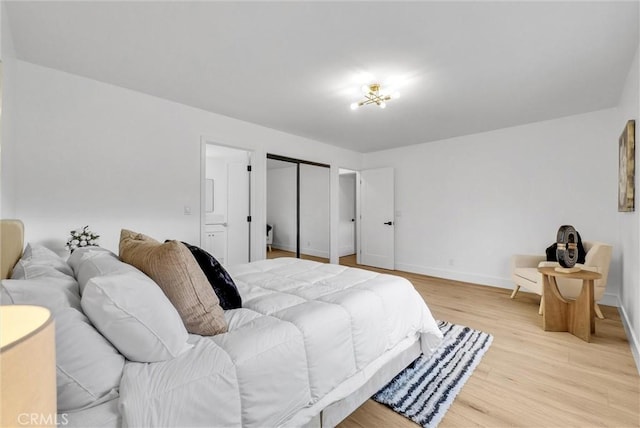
[201,144,251,266]
[338,168,357,266]
[266,154,330,261]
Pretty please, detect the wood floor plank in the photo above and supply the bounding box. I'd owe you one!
[266,250,639,427]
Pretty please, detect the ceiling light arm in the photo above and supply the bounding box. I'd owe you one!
[350,83,396,109]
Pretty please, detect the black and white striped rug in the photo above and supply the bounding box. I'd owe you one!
[373,321,493,427]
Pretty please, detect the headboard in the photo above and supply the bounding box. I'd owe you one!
[1,220,24,280]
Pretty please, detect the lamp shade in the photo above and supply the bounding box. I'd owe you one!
[1,305,56,427]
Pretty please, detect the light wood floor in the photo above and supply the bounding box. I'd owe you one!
[267,249,640,427]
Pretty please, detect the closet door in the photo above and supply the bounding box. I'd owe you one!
[266,159,297,255]
[267,154,330,260]
[299,164,330,259]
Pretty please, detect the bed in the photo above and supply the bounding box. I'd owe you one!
[0,220,443,427]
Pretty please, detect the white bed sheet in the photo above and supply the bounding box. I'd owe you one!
[115,258,442,427]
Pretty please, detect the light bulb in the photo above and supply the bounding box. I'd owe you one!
[380,102,386,109]
[350,102,359,110]
[361,85,371,94]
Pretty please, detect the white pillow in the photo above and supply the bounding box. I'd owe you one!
[1,276,81,313]
[11,259,74,280]
[11,243,73,279]
[22,243,62,260]
[55,308,125,412]
[0,284,13,305]
[69,248,139,293]
[67,246,113,272]
[81,272,192,362]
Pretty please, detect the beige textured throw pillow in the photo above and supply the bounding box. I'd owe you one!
[118,229,227,336]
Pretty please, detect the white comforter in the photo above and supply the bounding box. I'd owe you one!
[119,258,442,427]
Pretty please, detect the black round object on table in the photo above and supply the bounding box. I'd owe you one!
[556,225,579,268]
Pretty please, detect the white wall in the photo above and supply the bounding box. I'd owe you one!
[364,108,622,306]
[0,4,16,218]
[616,44,639,372]
[266,165,297,252]
[300,164,330,258]
[4,60,362,258]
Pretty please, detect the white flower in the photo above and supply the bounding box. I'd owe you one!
[67,225,100,251]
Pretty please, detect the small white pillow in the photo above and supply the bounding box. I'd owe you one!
[11,259,74,280]
[67,246,113,272]
[81,272,192,362]
[22,243,62,260]
[1,276,81,313]
[54,308,124,412]
[69,247,139,294]
[11,243,73,279]
[0,284,13,305]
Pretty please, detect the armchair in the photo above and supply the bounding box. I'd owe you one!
[511,241,612,319]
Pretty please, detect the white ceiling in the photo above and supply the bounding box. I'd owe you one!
[5,1,639,153]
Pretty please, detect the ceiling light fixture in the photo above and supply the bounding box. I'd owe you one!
[350,83,398,110]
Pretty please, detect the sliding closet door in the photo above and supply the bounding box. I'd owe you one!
[266,154,330,260]
[299,164,330,259]
[266,159,297,254]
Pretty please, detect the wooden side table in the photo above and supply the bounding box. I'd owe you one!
[537,267,602,342]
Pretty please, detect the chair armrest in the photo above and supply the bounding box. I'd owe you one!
[511,254,546,270]
[538,261,559,268]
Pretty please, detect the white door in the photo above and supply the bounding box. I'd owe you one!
[339,173,356,257]
[360,167,394,270]
[226,162,250,265]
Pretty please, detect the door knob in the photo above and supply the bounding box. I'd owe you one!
[383,221,393,226]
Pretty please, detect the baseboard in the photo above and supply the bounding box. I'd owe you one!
[339,247,355,258]
[271,244,328,259]
[618,299,640,375]
[394,263,620,307]
[301,247,329,259]
[395,263,513,290]
[600,293,620,307]
[272,243,296,253]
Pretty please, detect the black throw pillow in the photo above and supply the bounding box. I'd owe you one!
[545,231,586,264]
[181,242,242,310]
[545,243,558,262]
[576,232,586,264]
